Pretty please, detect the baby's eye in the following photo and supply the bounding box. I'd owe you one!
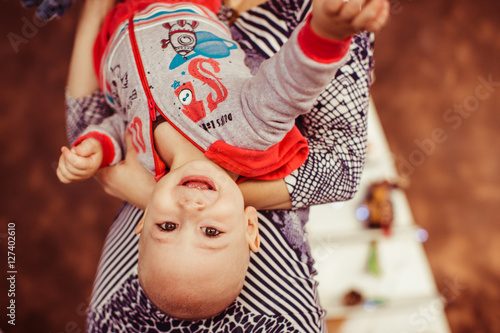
[158,222,177,232]
[201,227,221,238]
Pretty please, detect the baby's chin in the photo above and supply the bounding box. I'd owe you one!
[180,159,225,174]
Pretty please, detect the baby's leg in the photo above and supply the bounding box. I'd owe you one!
[67,0,116,99]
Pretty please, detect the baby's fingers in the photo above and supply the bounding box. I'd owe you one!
[56,163,75,183]
[73,138,100,157]
[366,0,390,32]
[320,0,345,16]
[58,146,98,181]
[62,146,94,172]
[339,0,368,20]
[57,149,81,183]
[352,0,389,32]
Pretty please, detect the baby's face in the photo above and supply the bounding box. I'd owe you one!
[137,160,259,319]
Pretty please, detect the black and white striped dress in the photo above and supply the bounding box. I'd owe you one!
[66,1,374,331]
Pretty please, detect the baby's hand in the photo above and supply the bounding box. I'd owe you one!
[56,138,103,183]
[311,0,390,41]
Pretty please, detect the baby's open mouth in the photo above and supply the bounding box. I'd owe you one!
[178,176,216,191]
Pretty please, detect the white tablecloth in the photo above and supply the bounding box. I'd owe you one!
[308,100,452,333]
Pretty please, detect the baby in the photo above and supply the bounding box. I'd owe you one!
[57,0,389,320]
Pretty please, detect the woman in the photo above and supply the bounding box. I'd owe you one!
[62,0,382,331]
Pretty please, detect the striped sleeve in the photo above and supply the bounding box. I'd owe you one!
[89,204,142,309]
[232,0,311,59]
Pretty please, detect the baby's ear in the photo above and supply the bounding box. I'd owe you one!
[244,206,260,253]
[135,208,148,235]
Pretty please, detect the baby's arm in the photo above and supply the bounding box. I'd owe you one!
[239,0,388,148]
[65,0,117,145]
[67,0,115,99]
[59,0,125,185]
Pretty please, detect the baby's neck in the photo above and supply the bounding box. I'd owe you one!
[154,121,239,181]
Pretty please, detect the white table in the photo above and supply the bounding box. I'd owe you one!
[308,100,452,333]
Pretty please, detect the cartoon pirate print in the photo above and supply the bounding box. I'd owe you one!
[160,19,238,69]
[161,20,199,59]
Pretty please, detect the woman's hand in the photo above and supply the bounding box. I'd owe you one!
[94,132,156,210]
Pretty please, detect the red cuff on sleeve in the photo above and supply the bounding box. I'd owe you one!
[298,13,352,64]
[73,132,116,168]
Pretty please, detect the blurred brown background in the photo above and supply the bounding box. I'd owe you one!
[1,0,499,332]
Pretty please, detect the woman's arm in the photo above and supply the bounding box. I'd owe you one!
[239,179,292,210]
[94,133,156,210]
[95,159,290,211]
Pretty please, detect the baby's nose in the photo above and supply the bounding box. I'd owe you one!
[179,196,206,211]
